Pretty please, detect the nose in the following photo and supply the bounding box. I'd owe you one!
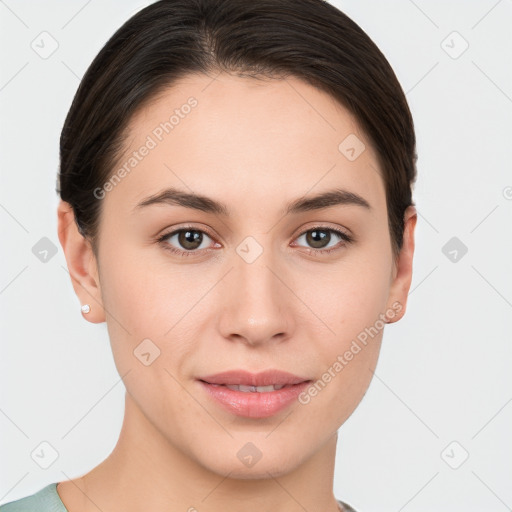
[217,243,294,347]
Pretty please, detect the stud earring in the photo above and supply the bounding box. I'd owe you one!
[81,304,91,314]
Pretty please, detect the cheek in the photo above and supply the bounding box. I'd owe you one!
[96,247,168,367]
[299,254,390,416]
[306,258,391,339]
[97,256,192,413]
[99,244,176,329]
[302,310,383,428]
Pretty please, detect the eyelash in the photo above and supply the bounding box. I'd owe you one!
[156,224,354,258]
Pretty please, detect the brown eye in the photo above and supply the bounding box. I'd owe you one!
[176,229,204,250]
[293,226,353,255]
[158,227,214,255]
[305,229,332,249]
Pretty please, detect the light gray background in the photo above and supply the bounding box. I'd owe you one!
[1,1,511,510]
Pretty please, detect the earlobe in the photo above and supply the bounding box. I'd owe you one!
[57,200,105,324]
[385,205,417,324]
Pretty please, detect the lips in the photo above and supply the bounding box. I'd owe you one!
[199,369,310,387]
[197,370,312,418]
[220,383,287,392]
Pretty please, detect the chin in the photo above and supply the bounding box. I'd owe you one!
[193,440,307,480]
[209,460,297,480]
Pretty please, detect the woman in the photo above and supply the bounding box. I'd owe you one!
[1,0,417,510]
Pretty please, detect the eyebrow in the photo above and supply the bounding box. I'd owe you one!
[133,186,371,216]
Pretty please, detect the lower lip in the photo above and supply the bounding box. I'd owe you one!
[198,380,311,418]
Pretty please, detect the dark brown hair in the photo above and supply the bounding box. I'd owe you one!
[57,0,417,260]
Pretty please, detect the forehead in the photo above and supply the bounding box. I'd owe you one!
[108,72,386,215]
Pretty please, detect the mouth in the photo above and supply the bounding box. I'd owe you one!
[198,369,311,387]
[197,369,312,418]
[200,382,301,392]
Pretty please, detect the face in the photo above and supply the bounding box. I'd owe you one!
[60,72,415,478]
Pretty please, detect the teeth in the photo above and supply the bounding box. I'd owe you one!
[224,384,287,392]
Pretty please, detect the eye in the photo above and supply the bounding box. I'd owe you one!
[157,226,218,257]
[292,226,353,256]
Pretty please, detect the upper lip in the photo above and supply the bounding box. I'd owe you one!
[199,370,311,387]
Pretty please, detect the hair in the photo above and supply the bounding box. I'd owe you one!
[57,0,417,261]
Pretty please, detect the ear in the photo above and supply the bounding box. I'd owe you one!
[57,200,105,323]
[385,205,417,323]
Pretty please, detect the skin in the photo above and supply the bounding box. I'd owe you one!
[56,72,416,512]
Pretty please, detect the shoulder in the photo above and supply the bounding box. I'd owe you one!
[337,499,358,512]
[0,483,68,512]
